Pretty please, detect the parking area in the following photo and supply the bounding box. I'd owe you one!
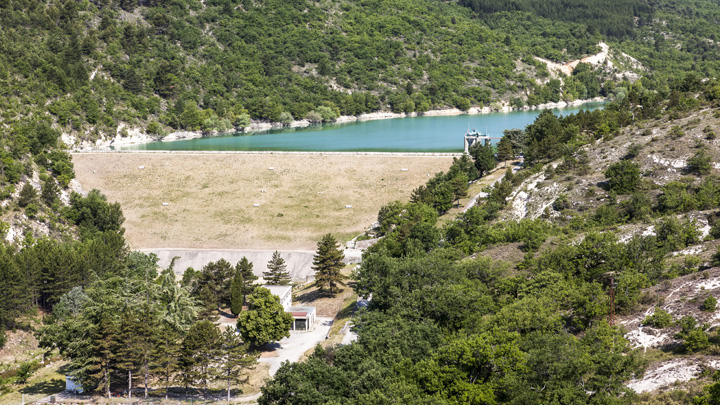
[259,317,334,376]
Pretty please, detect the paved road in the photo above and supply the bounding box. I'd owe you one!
[259,317,334,376]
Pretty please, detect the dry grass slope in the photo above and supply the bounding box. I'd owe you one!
[72,153,453,250]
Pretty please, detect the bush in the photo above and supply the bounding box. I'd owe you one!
[15,361,36,384]
[675,316,710,353]
[623,193,652,221]
[688,150,712,176]
[305,110,323,123]
[455,97,471,111]
[702,295,717,312]
[17,183,37,207]
[642,308,673,328]
[25,203,39,218]
[669,125,685,139]
[278,111,294,126]
[146,121,162,135]
[604,161,640,194]
[552,194,571,211]
[684,329,710,352]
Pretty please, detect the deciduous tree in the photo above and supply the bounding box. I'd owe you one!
[237,288,293,347]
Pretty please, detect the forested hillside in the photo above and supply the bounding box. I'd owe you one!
[259,75,720,403]
[3,0,720,401]
[0,0,716,145]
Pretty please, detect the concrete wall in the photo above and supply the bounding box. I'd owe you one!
[142,248,316,282]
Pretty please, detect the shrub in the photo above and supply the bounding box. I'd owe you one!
[25,203,39,218]
[17,183,37,207]
[684,329,710,352]
[669,125,685,139]
[552,194,570,211]
[146,120,162,135]
[455,97,471,111]
[278,111,294,126]
[623,193,652,221]
[688,150,712,176]
[702,295,717,312]
[675,316,710,353]
[604,161,640,194]
[642,308,673,328]
[305,110,323,123]
[15,361,36,384]
[624,144,642,160]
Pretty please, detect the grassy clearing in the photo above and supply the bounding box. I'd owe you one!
[73,153,453,250]
[1,360,67,404]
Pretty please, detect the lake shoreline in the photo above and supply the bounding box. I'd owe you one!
[66,97,605,151]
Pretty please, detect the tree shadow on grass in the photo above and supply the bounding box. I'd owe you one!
[295,288,326,303]
[296,287,352,303]
[20,378,65,396]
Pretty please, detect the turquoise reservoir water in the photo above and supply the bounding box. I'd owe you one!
[123,102,605,152]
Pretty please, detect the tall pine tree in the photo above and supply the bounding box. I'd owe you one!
[231,257,258,315]
[150,323,181,400]
[116,309,142,400]
[236,257,257,304]
[263,251,291,285]
[312,234,347,296]
[80,307,119,399]
[179,320,220,392]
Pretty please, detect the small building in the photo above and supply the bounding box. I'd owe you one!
[288,306,316,331]
[262,285,292,311]
[262,285,317,331]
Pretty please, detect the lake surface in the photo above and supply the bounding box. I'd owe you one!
[123,102,605,153]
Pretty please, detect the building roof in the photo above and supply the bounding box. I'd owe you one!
[261,285,292,297]
[288,305,316,317]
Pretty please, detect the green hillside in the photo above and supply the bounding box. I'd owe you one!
[0,0,718,144]
[3,0,720,401]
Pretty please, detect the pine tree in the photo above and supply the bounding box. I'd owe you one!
[150,323,181,400]
[236,257,257,304]
[496,136,514,167]
[81,307,119,399]
[196,259,234,309]
[41,177,60,207]
[116,310,142,400]
[179,320,220,392]
[263,251,291,285]
[312,234,347,296]
[216,326,258,402]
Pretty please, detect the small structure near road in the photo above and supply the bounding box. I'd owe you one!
[289,306,316,331]
[262,285,316,332]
